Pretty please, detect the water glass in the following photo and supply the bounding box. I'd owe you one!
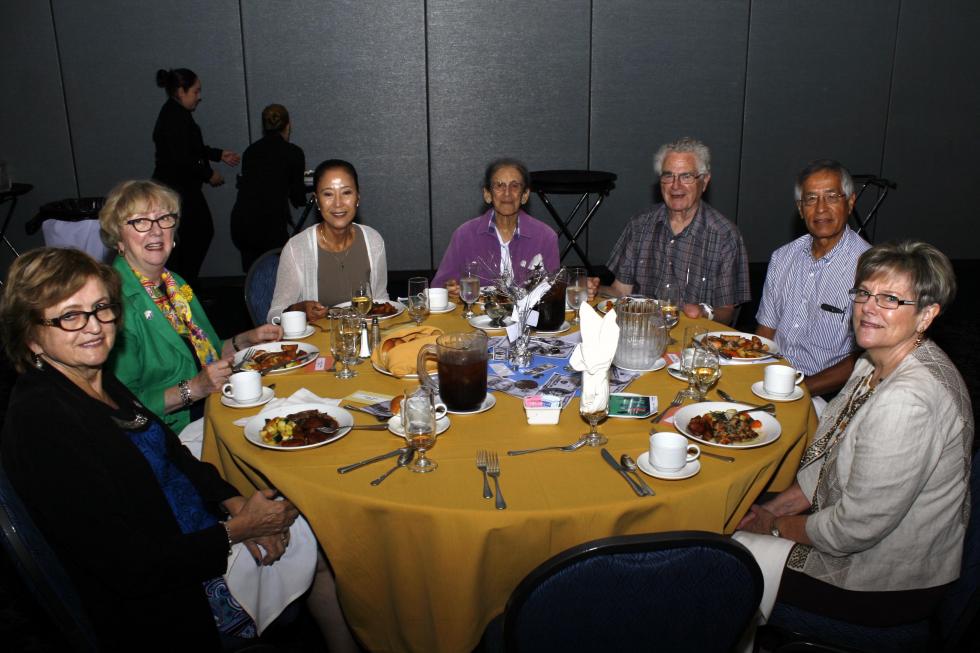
[566,267,588,325]
[460,261,480,319]
[407,277,429,326]
[680,325,707,399]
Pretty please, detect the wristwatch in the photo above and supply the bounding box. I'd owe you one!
[770,518,781,538]
[699,303,715,321]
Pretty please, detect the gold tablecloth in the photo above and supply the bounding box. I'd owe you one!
[203,309,815,653]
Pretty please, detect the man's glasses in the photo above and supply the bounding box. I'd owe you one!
[848,288,916,310]
[659,172,703,185]
[38,303,121,331]
[800,191,846,207]
[126,213,179,232]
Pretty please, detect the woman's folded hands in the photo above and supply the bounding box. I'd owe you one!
[225,489,299,565]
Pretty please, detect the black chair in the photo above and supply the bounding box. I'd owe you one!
[244,248,281,326]
[487,531,762,653]
[759,448,980,653]
[848,174,896,244]
[0,463,99,652]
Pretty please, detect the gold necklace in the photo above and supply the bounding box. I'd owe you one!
[318,225,355,270]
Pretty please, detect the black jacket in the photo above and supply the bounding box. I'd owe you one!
[152,97,221,192]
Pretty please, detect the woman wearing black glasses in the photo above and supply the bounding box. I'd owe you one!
[98,180,280,440]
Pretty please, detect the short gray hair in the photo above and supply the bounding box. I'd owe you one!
[854,241,956,315]
[653,137,711,176]
[794,159,855,201]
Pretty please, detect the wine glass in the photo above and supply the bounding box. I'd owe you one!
[566,267,588,325]
[691,348,720,400]
[329,309,356,379]
[407,277,429,326]
[351,281,372,318]
[401,390,438,473]
[656,281,681,343]
[679,325,707,399]
[460,261,480,319]
[579,371,609,447]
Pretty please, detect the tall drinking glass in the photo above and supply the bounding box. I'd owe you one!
[460,261,480,319]
[339,311,361,378]
[679,325,707,399]
[329,309,355,379]
[407,277,429,326]
[401,389,438,473]
[566,267,588,325]
[351,281,372,318]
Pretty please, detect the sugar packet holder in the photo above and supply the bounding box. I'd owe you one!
[523,394,564,425]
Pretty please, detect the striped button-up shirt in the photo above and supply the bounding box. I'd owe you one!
[756,228,870,376]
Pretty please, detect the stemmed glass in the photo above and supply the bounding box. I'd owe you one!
[351,281,372,319]
[407,277,429,326]
[401,389,438,473]
[656,281,681,343]
[579,370,609,447]
[580,403,608,447]
[329,309,358,379]
[679,325,707,399]
[691,348,720,400]
[566,267,588,325]
[460,261,480,319]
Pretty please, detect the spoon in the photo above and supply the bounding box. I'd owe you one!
[507,439,589,456]
[734,403,776,416]
[620,454,655,496]
[370,449,414,486]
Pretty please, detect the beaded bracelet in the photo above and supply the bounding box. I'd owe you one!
[177,380,193,407]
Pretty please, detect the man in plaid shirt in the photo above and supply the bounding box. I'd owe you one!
[589,137,750,325]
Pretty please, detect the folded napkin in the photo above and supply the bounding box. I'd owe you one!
[505,281,552,342]
[731,530,795,653]
[225,514,317,635]
[569,303,620,412]
[233,388,340,427]
[370,325,444,377]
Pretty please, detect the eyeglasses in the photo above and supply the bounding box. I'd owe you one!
[848,288,916,310]
[659,172,703,185]
[490,181,525,194]
[38,303,121,331]
[800,191,847,207]
[125,213,179,232]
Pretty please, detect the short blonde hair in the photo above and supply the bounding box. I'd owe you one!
[99,180,179,249]
[0,247,121,371]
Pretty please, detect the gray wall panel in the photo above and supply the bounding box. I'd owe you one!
[0,1,76,263]
[52,0,248,277]
[427,0,591,275]
[879,1,980,258]
[242,0,429,271]
[590,1,750,267]
[737,1,898,262]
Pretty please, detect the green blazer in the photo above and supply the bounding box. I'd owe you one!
[108,256,223,434]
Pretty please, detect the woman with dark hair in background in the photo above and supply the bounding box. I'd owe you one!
[230,103,307,272]
[152,67,240,285]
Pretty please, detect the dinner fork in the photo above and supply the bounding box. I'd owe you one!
[475,450,493,499]
[486,452,506,510]
[231,347,257,372]
[652,391,684,423]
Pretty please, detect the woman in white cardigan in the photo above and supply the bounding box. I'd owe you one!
[268,159,388,322]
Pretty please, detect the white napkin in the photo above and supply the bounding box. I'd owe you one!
[506,280,551,341]
[233,389,341,427]
[731,530,795,653]
[177,417,205,459]
[569,303,620,412]
[225,514,318,634]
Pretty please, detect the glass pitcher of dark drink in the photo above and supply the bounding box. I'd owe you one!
[533,269,568,331]
[417,331,489,412]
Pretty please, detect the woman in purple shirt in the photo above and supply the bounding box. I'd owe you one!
[433,158,559,299]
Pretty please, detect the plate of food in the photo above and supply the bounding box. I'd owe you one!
[244,402,353,450]
[333,300,405,320]
[595,298,617,314]
[233,342,319,374]
[697,332,779,361]
[672,401,781,449]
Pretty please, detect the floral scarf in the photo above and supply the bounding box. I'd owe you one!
[132,265,219,367]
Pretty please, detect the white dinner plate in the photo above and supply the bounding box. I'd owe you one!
[595,299,616,314]
[534,320,571,335]
[370,359,419,380]
[467,315,514,331]
[615,358,667,374]
[672,401,782,449]
[220,386,275,409]
[428,302,457,314]
[233,342,320,375]
[387,415,452,437]
[667,362,722,382]
[244,402,353,451]
[281,325,315,340]
[751,381,804,402]
[637,452,701,480]
[696,331,780,364]
[333,299,406,321]
[436,393,496,415]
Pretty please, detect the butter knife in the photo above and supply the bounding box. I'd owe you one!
[337,448,407,474]
[600,448,646,497]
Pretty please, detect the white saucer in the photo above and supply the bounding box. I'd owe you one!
[220,387,275,409]
[437,393,496,415]
[534,320,571,335]
[751,381,804,402]
[387,415,452,437]
[467,315,514,331]
[636,452,701,480]
[282,325,315,340]
[428,302,457,314]
[615,358,667,374]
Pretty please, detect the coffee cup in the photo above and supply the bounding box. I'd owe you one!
[649,432,700,472]
[763,365,804,396]
[222,370,262,403]
[272,310,308,337]
[427,288,449,311]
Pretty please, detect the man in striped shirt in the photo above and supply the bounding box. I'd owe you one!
[756,160,870,396]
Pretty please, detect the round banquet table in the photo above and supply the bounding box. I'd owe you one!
[202,307,816,653]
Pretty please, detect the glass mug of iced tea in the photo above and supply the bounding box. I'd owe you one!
[416,331,488,412]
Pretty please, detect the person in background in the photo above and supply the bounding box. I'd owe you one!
[99,180,280,448]
[756,159,870,398]
[230,103,307,273]
[432,158,559,297]
[152,67,239,286]
[269,158,389,322]
[588,137,750,325]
